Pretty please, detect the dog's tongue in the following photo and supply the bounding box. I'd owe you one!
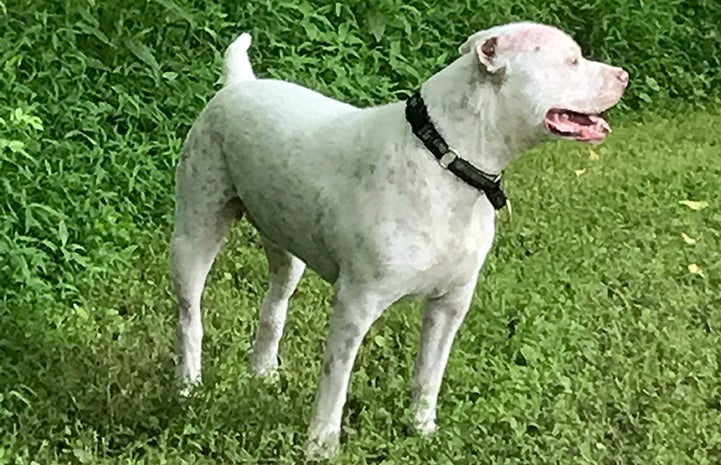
[546,110,611,142]
[574,114,611,141]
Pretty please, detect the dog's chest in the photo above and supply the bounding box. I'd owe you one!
[377,191,496,296]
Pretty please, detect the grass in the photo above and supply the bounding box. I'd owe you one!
[2,0,721,463]
[3,110,721,464]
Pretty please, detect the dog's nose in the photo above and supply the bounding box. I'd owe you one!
[616,68,629,85]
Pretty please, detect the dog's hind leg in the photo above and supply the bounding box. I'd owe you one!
[249,238,306,377]
[170,134,243,394]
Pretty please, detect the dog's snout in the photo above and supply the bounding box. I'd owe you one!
[616,68,629,85]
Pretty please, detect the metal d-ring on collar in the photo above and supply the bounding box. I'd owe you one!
[404,91,507,210]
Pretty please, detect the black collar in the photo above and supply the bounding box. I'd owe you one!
[404,91,507,210]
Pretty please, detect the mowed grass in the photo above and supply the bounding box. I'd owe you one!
[2,0,721,463]
[2,108,720,464]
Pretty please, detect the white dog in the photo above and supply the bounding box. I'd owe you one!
[170,22,628,459]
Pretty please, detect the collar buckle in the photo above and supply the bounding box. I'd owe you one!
[438,150,458,169]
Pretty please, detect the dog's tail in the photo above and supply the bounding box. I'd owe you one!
[224,32,256,86]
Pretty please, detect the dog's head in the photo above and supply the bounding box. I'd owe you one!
[459,22,628,144]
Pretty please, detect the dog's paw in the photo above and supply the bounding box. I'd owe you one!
[410,401,438,437]
[177,374,202,399]
[249,354,280,381]
[413,418,438,437]
[305,431,340,461]
[250,358,279,381]
[254,367,280,386]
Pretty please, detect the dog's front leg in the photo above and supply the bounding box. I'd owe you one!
[410,280,477,435]
[306,282,390,460]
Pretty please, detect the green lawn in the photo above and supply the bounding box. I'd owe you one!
[2,109,720,464]
[2,1,721,462]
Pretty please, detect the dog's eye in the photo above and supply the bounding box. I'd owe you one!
[569,58,579,66]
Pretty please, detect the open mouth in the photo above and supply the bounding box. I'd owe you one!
[544,109,611,143]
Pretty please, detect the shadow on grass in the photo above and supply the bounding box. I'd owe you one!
[0,298,310,460]
[1,306,177,448]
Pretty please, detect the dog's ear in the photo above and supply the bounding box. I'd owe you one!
[459,34,505,75]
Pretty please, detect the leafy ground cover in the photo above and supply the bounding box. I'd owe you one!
[1,1,720,464]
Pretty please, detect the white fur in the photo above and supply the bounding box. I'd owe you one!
[170,23,628,459]
[224,32,255,85]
